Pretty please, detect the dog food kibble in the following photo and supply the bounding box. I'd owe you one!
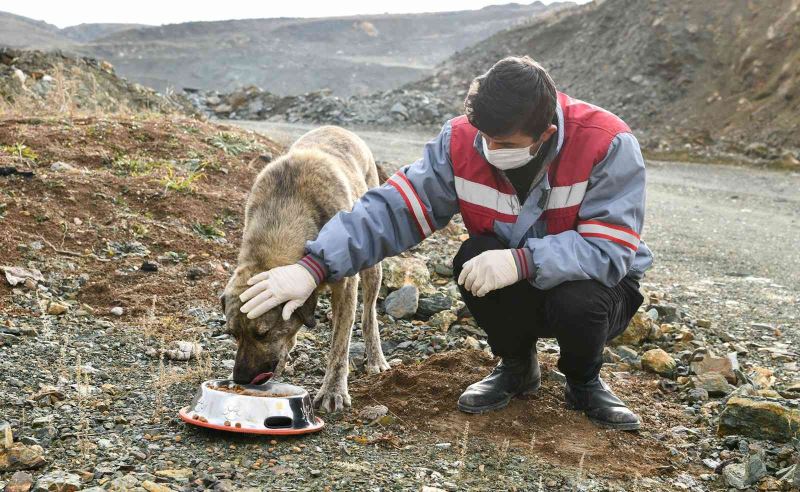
[224,420,231,427]
[212,384,293,397]
[235,422,242,428]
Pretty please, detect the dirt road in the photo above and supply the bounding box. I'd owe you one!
[232,120,800,345]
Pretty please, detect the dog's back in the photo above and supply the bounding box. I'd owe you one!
[235,126,378,285]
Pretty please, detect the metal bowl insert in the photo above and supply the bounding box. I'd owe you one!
[179,379,324,435]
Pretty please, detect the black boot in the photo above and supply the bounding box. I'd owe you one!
[565,376,641,430]
[457,350,541,414]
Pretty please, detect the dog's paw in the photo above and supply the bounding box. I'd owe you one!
[365,356,391,375]
[313,385,351,413]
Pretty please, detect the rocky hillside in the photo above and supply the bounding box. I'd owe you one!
[0,11,141,46]
[406,0,800,159]
[1,3,573,96]
[0,48,194,116]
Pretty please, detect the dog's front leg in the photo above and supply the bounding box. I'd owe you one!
[360,264,390,374]
[314,276,358,412]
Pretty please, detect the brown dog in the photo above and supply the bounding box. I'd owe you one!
[221,126,390,412]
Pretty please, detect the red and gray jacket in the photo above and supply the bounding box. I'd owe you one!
[300,92,653,289]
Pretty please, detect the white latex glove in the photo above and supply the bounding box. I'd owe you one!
[239,264,316,320]
[457,249,520,297]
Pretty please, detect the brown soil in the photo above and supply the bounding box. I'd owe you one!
[0,115,281,335]
[352,349,692,480]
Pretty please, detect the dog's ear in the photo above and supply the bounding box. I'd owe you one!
[294,291,319,328]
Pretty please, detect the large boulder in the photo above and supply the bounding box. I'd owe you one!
[718,393,800,443]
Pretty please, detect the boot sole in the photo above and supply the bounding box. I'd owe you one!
[566,401,641,431]
[457,379,541,415]
[587,417,641,431]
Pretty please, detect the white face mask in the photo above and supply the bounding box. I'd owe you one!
[481,136,541,170]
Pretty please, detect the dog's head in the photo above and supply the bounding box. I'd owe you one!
[221,267,318,384]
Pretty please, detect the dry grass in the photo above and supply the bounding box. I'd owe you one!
[1,65,134,119]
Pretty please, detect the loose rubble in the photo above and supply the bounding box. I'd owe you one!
[185,86,455,128]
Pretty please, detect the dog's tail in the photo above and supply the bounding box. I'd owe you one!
[375,161,392,184]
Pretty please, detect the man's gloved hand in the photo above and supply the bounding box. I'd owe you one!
[239,264,317,320]
[458,249,528,297]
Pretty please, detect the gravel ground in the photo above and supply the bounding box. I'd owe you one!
[1,120,798,492]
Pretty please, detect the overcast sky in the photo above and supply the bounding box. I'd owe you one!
[2,0,586,28]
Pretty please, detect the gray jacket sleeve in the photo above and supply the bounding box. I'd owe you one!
[523,132,647,289]
[301,122,459,281]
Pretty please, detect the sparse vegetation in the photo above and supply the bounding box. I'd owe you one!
[191,221,226,240]
[207,131,264,156]
[2,142,38,161]
[160,166,205,193]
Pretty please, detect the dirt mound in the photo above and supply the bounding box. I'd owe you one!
[406,0,800,161]
[352,349,692,479]
[0,115,280,330]
[0,48,195,117]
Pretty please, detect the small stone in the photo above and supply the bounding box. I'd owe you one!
[686,388,709,403]
[696,319,712,328]
[641,348,676,376]
[612,311,654,346]
[433,262,453,277]
[615,345,639,362]
[691,351,738,384]
[749,367,775,389]
[382,256,434,293]
[186,265,210,280]
[417,293,453,317]
[106,474,139,490]
[310,469,321,477]
[32,471,80,492]
[109,306,124,316]
[694,373,734,397]
[722,462,748,489]
[154,468,193,481]
[463,336,480,350]
[428,310,457,331]
[1,421,12,448]
[46,302,68,316]
[49,162,76,172]
[141,480,172,492]
[163,340,203,361]
[140,261,159,272]
[0,442,46,472]
[384,284,419,319]
[5,471,34,492]
[718,394,800,442]
[421,487,446,492]
[653,303,678,322]
[744,451,767,485]
[358,405,388,421]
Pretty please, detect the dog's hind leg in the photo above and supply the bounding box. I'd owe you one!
[360,263,390,374]
[314,275,358,413]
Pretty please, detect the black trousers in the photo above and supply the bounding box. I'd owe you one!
[453,235,644,383]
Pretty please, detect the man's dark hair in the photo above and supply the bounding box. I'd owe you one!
[464,55,557,139]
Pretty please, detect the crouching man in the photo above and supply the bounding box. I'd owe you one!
[239,56,653,430]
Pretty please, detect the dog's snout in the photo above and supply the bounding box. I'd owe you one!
[232,358,278,384]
